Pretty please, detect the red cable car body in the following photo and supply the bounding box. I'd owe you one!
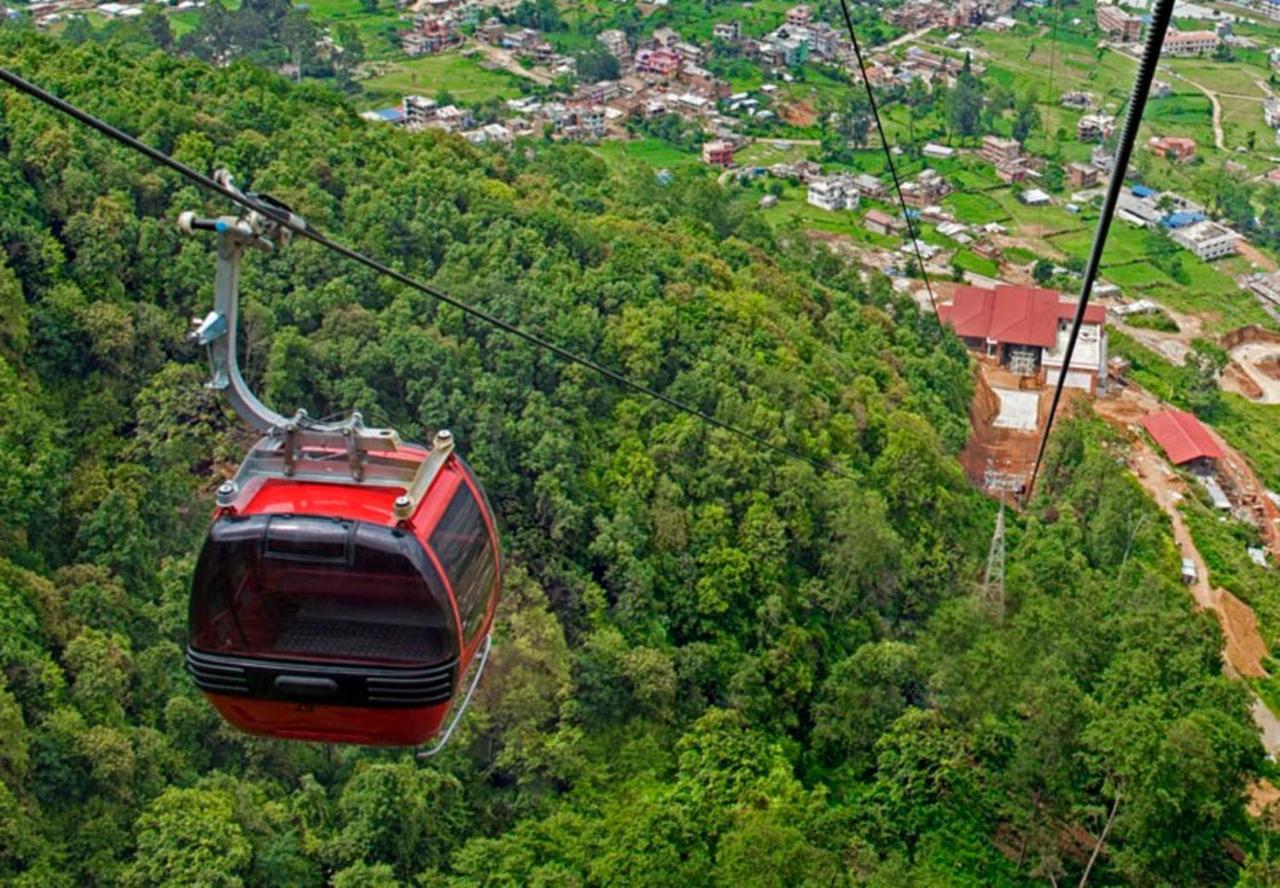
[187,440,501,746]
[179,187,501,749]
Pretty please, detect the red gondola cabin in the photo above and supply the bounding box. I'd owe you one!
[187,436,500,746]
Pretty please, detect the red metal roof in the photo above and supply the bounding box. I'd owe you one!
[937,285,1105,348]
[1141,408,1225,465]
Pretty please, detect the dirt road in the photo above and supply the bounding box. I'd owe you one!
[1097,392,1280,753]
[1111,302,1204,367]
[883,26,935,50]
[1231,342,1280,404]
[1238,240,1278,273]
[474,44,554,85]
[1180,75,1228,151]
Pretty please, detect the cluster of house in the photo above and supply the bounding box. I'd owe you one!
[805,173,864,211]
[977,133,1041,183]
[479,19,578,75]
[880,0,1019,32]
[730,5,848,68]
[860,45,987,90]
[1114,183,1241,260]
[400,7,469,57]
[25,0,212,27]
[1096,2,1143,42]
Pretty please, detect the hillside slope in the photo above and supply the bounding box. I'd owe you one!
[0,33,1270,886]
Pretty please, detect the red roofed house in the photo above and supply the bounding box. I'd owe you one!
[937,284,1109,391]
[1141,409,1225,467]
[1148,136,1196,162]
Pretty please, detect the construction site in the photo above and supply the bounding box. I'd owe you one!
[947,286,1280,760]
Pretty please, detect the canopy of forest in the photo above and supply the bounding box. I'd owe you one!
[0,30,1275,887]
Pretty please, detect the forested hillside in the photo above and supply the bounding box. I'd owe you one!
[0,31,1274,886]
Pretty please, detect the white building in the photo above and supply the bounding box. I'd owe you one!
[1171,220,1240,260]
[1265,97,1280,128]
[597,28,630,61]
[806,176,860,211]
[403,94,439,128]
[1163,28,1221,55]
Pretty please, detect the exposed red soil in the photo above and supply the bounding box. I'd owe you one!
[1248,779,1280,821]
[1223,362,1265,399]
[1222,324,1280,350]
[1256,355,1280,381]
[778,98,817,126]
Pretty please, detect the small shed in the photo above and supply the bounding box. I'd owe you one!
[1142,408,1225,467]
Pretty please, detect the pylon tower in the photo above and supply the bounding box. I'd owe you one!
[983,493,1006,621]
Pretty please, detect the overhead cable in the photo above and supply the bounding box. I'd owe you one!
[835,0,940,316]
[1024,0,1175,499]
[0,66,850,479]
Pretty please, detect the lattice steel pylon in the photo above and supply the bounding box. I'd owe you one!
[981,465,1022,622]
[983,494,1007,621]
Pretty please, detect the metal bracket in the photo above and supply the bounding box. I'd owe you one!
[181,169,406,483]
[394,429,454,521]
[418,632,492,759]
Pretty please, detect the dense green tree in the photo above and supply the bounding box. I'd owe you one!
[0,33,1269,888]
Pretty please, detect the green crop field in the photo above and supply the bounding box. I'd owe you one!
[736,140,816,167]
[298,0,404,57]
[1168,57,1272,97]
[592,138,703,170]
[965,27,1138,103]
[943,191,1009,225]
[1049,221,1149,266]
[952,248,1000,278]
[360,52,525,105]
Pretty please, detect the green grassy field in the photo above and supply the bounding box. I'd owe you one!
[943,191,1009,225]
[592,138,702,170]
[1168,57,1272,98]
[1143,93,1218,147]
[990,188,1088,236]
[1219,93,1275,153]
[965,26,1138,104]
[952,248,1000,277]
[360,52,525,105]
[736,140,816,167]
[300,0,404,57]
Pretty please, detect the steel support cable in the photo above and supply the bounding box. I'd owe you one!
[0,66,851,479]
[1038,0,1064,238]
[835,0,939,316]
[1024,0,1175,500]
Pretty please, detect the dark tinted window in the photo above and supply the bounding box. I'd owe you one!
[430,482,496,641]
[191,516,455,666]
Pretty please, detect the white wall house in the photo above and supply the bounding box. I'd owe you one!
[1171,220,1240,260]
[807,177,860,212]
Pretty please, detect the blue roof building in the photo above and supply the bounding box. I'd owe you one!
[1161,211,1207,229]
[361,107,405,125]
[1131,184,1156,198]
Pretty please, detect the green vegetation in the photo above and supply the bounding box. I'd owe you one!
[1123,308,1180,333]
[952,248,999,278]
[360,52,526,106]
[1180,491,1280,648]
[592,137,702,169]
[0,23,1279,888]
